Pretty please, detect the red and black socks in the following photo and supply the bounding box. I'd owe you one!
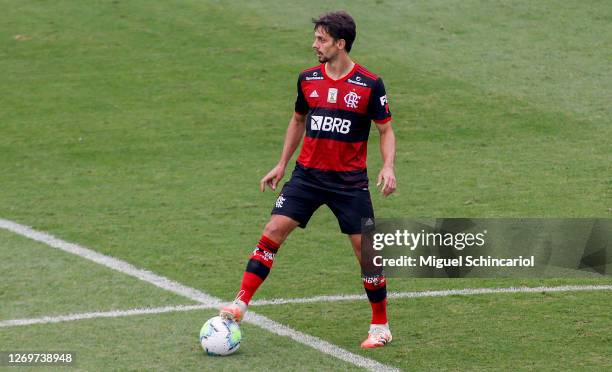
[362,275,388,325]
[237,235,280,305]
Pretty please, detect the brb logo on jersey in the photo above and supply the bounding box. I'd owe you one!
[311,115,351,134]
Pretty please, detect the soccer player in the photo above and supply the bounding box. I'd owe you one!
[220,11,396,348]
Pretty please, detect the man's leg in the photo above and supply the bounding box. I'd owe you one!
[220,214,299,321]
[348,234,389,325]
[327,189,391,347]
[238,215,299,304]
[348,234,391,348]
[221,177,324,321]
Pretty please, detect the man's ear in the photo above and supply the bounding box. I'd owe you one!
[336,38,346,50]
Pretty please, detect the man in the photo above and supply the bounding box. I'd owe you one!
[220,11,397,348]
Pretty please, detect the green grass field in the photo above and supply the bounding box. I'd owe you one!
[1,0,610,370]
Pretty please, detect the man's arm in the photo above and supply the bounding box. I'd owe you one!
[375,121,396,197]
[260,112,307,192]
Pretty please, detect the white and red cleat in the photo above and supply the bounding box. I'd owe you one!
[360,324,392,349]
[219,299,247,323]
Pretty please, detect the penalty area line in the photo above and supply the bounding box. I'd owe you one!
[0,218,398,372]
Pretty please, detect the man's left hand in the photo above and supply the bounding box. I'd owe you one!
[376,166,396,197]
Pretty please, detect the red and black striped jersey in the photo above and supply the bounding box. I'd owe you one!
[293,63,392,190]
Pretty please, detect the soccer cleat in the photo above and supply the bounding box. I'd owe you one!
[360,325,392,349]
[219,299,247,323]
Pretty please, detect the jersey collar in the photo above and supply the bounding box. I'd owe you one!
[321,62,359,83]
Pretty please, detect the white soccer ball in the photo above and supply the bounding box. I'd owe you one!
[199,316,242,356]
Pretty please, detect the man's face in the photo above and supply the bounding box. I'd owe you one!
[312,26,340,63]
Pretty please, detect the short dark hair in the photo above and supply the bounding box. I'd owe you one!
[312,11,356,53]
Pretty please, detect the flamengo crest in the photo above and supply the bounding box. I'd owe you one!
[344,91,361,109]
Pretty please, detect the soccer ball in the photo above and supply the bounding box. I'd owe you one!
[199,316,242,356]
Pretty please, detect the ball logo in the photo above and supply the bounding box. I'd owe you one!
[344,91,361,109]
[310,115,351,134]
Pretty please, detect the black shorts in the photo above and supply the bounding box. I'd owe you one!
[271,177,374,235]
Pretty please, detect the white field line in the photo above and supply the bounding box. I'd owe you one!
[0,219,219,306]
[250,284,612,306]
[3,284,611,329]
[0,218,398,372]
[3,282,611,335]
[0,305,209,328]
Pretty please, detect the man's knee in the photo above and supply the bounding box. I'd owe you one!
[263,215,298,243]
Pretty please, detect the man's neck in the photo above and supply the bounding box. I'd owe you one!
[324,54,355,80]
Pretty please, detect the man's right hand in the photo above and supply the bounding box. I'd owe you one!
[260,164,285,192]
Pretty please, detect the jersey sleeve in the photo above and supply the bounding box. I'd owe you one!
[368,77,392,124]
[294,75,309,115]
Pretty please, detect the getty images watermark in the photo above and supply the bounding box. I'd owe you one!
[361,219,610,278]
[371,228,534,269]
